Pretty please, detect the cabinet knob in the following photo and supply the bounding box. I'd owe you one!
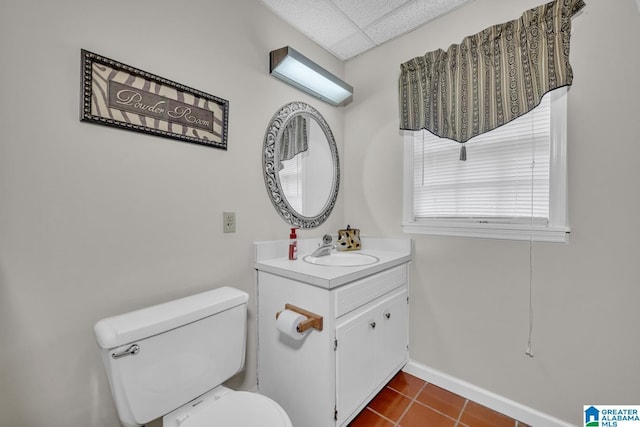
[370,321,376,329]
[384,312,391,319]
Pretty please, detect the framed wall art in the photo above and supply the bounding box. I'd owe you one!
[80,49,229,150]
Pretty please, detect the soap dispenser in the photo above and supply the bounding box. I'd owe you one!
[288,228,298,260]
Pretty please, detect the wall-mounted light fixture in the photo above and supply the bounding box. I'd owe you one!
[270,46,353,107]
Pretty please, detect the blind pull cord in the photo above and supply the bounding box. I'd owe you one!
[526,122,536,359]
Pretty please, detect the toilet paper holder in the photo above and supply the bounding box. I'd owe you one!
[276,304,324,333]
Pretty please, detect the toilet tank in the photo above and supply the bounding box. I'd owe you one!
[94,286,249,427]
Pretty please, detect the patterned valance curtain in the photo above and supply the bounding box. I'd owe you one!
[279,115,308,164]
[399,0,585,152]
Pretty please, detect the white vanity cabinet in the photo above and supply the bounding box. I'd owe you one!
[255,238,411,427]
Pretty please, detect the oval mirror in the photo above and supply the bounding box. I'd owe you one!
[263,102,340,228]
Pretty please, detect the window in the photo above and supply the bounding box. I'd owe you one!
[402,88,569,242]
[279,154,306,213]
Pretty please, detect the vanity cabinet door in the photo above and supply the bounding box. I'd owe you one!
[335,287,408,426]
[335,305,378,426]
[379,289,409,381]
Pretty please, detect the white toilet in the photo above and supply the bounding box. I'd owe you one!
[94,286,292,427]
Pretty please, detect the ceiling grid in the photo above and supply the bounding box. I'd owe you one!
[259,0,474,60]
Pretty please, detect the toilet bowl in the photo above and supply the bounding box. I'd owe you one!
[94,286,292,427]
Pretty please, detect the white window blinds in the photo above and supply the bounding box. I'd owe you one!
[412,93,552,225]
[279,157,304,213]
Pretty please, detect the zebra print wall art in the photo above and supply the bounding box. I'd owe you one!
[80,49,229,150]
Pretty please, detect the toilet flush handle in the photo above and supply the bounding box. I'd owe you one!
[112,344,140,359]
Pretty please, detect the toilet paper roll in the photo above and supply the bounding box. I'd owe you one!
[276,309,310,341]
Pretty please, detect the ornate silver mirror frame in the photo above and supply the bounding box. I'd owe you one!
[262,102,340,228]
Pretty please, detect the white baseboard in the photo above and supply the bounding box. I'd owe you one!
[403,360,577,427]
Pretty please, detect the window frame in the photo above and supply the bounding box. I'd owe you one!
[402,88,570,243]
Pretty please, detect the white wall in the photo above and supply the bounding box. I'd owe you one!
[344,0,640,425]
[0,1,345,426]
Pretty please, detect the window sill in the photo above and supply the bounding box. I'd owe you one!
[402,221,570,243]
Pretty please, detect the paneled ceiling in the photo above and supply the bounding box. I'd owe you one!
[258,0,474,61]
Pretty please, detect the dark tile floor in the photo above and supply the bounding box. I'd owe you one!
[348,371,531,427]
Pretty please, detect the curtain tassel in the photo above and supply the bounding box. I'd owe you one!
[459,143,467,161]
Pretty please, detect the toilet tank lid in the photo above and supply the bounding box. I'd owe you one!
[94,286,248,349]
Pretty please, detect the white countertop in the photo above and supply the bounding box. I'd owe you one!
[254,237,412,289]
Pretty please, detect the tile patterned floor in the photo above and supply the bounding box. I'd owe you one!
[348,371,531,427]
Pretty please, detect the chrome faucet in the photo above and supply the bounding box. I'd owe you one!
[310,234,334,257]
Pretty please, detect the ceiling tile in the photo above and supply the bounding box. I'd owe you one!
[365,0,471,44]
[330,0,411,28]
[328,32,377,61]
[261,0,359,47]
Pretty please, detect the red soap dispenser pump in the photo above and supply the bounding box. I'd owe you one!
[288,228,298,260]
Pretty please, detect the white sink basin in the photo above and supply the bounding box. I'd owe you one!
[303,252,379,267]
